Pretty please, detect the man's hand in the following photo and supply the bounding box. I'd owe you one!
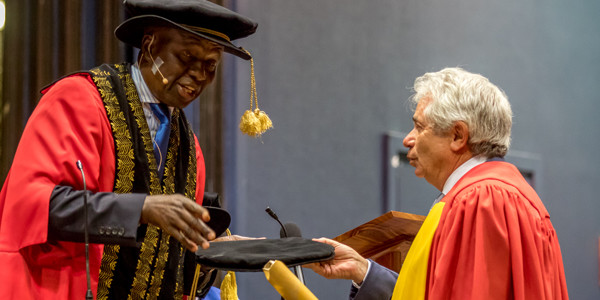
[140,194,215,252]
[304,237,369,284]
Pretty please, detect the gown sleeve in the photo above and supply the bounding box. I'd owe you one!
[427,181,568,300]
[0,75,142,250]
[351,260,397,300]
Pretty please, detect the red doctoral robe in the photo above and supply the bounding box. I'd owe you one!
[425,161,569,299]
[0,74,205,299]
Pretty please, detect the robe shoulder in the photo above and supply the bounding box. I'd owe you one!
[427,161,568,299]
[0,74,115,250]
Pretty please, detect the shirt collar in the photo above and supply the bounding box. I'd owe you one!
[131,64,161,104]
[441,155,487,195]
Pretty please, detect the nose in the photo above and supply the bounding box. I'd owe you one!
[188,63,207,82]
[403,128,416,148]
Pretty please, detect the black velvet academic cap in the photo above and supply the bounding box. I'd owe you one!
[195,237,335,272]
[204,206,231,237]
[115,0,258,60]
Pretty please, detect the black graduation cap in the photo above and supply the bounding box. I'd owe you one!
[115,0,258,60]
[195,237,335,272]
[204,206,231,237]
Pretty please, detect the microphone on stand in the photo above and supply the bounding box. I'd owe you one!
[76,160,94,300]
[265,206,287,237]
[264,207,305,285]
[280,223,305,285]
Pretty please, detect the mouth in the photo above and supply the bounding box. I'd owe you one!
[177,83,199,101]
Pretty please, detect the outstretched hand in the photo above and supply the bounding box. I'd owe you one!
[304,237,369,284]
[140,194,215,252]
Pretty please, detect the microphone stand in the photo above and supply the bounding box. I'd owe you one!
[77,161,93,300]
[265,207,288,300]
[265,207,306,285]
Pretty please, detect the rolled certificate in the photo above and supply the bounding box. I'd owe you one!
[263,260,318,300]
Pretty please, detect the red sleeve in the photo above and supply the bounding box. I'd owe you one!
[194,134,205,204]
[0,75,116,250]
[427,181,568,300]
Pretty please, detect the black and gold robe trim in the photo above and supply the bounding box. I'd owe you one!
[89,63,197,300]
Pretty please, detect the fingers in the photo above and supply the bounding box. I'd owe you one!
[141,194,216,252]
[176,229,201,252]
[182,198,211,223]
[177,205,215,242]
[312,237,341,247]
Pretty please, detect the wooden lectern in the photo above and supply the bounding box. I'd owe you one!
[334,211,425,272]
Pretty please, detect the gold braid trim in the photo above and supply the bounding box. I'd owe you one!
[93,65,198,299]
[127,226,160,300]
[122,70,163,299]
[124,71,162,191]
[185,122,198,200]
[180,24,230,41]
[174,246,187,299]
[90,67,135,300]
[175,111,198,298]
[147,110,180,299]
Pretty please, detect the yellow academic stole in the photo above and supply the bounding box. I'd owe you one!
[391,202,445,300]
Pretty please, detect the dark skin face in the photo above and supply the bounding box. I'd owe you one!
[138,27,224,108]
[137,27,225,252]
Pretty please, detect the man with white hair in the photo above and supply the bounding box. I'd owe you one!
[307,68,569,299]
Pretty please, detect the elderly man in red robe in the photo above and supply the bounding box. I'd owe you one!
[307,67,569,300]
[0,0,257,299]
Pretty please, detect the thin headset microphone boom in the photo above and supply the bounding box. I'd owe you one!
[147,35,169,85]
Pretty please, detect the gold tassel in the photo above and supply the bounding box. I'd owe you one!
[239,109,262,136]
[239,48,273,137]
[220,229,239,300]
[220,271,238,300]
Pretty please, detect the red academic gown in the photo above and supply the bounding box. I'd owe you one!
[426,161,568,299]
[0,75,205,299]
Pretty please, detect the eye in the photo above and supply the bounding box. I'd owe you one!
[179,51,193,63]
[207,61,218,72]
[414,123,424,132]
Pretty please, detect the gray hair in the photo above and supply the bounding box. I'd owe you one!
[411,67,513,158]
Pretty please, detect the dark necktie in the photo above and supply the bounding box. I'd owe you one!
[150,103,170,179]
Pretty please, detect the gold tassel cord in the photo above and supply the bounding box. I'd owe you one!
[189,264,202,298]
[220,229,239,300]
[239,49,273,137]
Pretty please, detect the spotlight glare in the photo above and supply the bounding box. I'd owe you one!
[0,2,5,30]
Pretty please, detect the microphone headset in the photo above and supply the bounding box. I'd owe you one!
[146,35,169,85]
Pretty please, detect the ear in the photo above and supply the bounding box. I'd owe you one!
[449,121,469,152]
[140,34,155,53]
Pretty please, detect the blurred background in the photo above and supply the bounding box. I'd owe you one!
[1,0,598,298]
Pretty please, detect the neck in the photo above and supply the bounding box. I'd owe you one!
[434,152,474,191]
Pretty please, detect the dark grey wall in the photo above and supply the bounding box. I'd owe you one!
[222,0,600,298]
